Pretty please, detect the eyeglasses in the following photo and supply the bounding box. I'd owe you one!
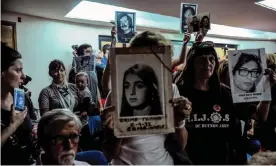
[238,68,260,78]
[50,134,81,145]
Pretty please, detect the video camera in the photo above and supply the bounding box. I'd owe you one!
[20,75,32,96]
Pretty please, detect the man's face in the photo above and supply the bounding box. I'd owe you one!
[48,121,80,165]
[120,16,130,34]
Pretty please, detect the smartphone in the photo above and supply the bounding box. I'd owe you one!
[14,88,25,111]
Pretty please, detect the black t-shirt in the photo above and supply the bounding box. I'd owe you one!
[1,109,34,165]
[261,86,276,151]
[178,85,243,164]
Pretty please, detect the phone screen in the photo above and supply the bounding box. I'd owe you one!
[14,88,25,111]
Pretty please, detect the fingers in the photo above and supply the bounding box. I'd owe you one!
[101,106,115,128]
[103,115,112,126]
[22,110,28,118]
[103,114,114,129]
[11,104,15,112]
[265,68,273,75]
[170,96,192,109]
[101,105,115,115]
[171,97,192,119]
[183,33,191,44]
[265,68,276,85]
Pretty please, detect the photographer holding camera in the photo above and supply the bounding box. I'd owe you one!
[19,75,38,120]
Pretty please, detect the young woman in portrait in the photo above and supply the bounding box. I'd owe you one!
[232,53,263,93]
[120,64,162,117]
[200,16,210,29]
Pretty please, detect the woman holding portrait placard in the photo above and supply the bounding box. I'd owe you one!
[120,64,162,117]
[101,29,193,165]
[176,41,246,164]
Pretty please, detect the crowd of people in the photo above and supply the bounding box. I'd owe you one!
[1,24,276,165]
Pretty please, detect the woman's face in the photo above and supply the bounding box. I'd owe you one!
[194,54,216,79]
[50,66,66,84]
[202,18,209,26]
[1,58,25,89]
[124,73,147,107]
[233,61,260,92]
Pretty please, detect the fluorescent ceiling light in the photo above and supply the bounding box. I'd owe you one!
[65,0,276,40]
[65,1,136,22]
[255,0,276,11]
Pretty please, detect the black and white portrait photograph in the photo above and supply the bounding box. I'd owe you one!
[228,48,271,103]
[180,3,198,33]
[188,12,210,33]
[200,13,211,30]
[74,54,96,73]
[110,46,175,137]
[115,11,136,43]
[120,64,162,117]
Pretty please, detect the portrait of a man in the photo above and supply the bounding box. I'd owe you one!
[116,11,136,43]
[228,48,272,103]
[180,3,198,33]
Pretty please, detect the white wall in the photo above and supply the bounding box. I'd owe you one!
[2,12,276,108]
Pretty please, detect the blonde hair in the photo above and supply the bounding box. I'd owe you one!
[267,53,276,67]
[129,31,174,57]
[248,151,276,165]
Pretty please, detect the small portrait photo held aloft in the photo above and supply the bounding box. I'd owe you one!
[110,46,175,137]
[180,3,198,33]
[188,12,210,33]
[228,48,271,103]
[74,55,96,73]
[115,11,136,43]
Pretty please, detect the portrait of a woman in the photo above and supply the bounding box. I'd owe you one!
[232,52,263,93]
[189,16,200,32]
[200,16,210,29]
[120,64,162,117]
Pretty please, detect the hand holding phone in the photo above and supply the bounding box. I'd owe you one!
[14,88,25,111]
[10,104,27,129]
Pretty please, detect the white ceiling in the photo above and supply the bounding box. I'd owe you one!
[2,0,276,32]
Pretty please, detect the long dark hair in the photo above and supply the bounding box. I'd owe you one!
[218,59,230,86]
[77,44,92,56]
[232,52,262,92]
[179,43,221,97]
[232,53,262,75]
[1,43,22,71]
[120,64,162,117]
[48,59,66,77]
[200,16,210,29]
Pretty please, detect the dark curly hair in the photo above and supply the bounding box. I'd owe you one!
[200,16,210,29]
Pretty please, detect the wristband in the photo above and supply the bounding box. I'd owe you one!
[175,120,186,129]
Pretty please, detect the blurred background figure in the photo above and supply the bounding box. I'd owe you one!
[96,44,110,98]
[36,109,88,165]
